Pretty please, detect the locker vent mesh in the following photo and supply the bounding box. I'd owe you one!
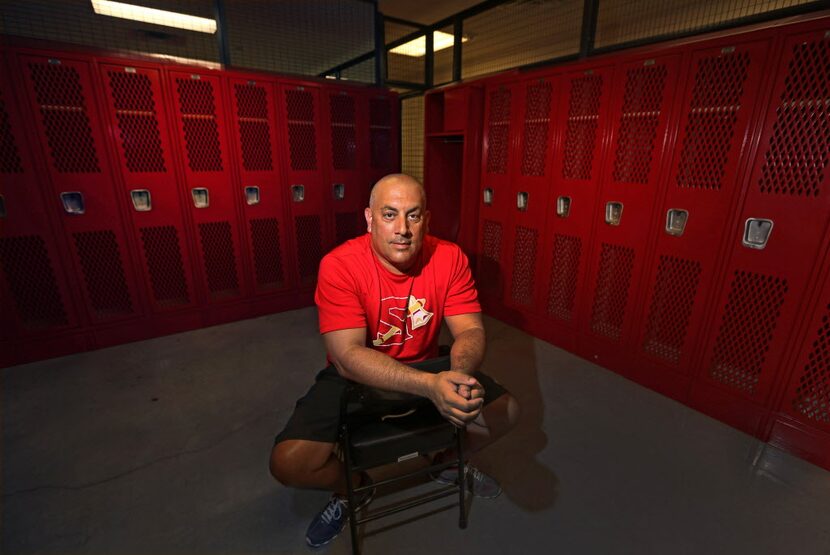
[336,211,364,247]
[234,84,273,171]
[250,218,285,289]
[73,230,133,316]
[676,52,749,190]
[370,97,393,170]
[0,235,68,329]
[510,226,538,306]
[793,301,830,425]
[330,94,356,170]
[176,78,222,172]
[547,234,582,321]
[521,81,552,177]
[590,243,635,340]
[107,71,166,173]
[139,226,189,308]
[759,39,830,197]
[0,90,23,173]
[612,65,667,184]
[286,89,317,171]
[486,87,511,175]
[479,219,503,295]
[29,63,100,173]
[198,221,240,299]
[709,270,788,394]
[642,255,702,365]
[296,215,323,285]
[563,74,603,181]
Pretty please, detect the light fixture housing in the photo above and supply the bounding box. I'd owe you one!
[390,30,467,57]
[91,0,217,34]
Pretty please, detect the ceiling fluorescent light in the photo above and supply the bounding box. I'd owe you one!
[390,30,467,57]
[91,0,216,33]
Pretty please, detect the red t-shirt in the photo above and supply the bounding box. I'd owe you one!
[315,234,481,363]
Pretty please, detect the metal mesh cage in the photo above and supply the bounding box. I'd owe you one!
[434,25,455,86]
[401,95,424,183]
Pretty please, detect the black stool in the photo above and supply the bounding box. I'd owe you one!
[339,356,467,554]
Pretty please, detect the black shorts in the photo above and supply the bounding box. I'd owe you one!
[274,357,508,445]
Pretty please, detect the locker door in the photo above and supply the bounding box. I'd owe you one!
[689,27,830,436]
[279,83,328,289]
[0,54,80,349]
[367,91,400,185]
[504,76,558,314]
[326,86,368,248]
[537,65,615,352]
[167,70,246,303]
[100,63,198,313]
[477,82,517,306]
[227,77,292,294]
[16,53,144,324]
[629,39,773,400]
[579,54,683,371]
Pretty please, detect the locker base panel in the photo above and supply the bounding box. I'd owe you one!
[628,360,693,405]
[688,381,770,439]
[0,329,92,369]
[768,414,830,472]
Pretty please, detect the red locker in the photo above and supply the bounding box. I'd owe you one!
[98,62,200,316]
[367,91,399,186]
[325,85,369,248]
[578,53,683,372]
[226,75,293,295]
[535,64,615,353]
[166,69,247,305]
[278,82,328,289]
[628,38,774,401]
[14,51,145,326]
[689,26,830,437]
[477,81,517,307]
[0,52,84,364]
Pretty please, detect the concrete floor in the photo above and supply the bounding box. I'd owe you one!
[3,307,830,554]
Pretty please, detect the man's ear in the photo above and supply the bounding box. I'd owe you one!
[364,207,372,232]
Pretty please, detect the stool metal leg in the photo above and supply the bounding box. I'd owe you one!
[456,428,467,529]
[341,424,361,555]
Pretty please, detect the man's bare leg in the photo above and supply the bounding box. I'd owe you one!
[270,439,364,495]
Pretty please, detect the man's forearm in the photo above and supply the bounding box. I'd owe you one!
[332,345,434,397]
[450,327,485,375]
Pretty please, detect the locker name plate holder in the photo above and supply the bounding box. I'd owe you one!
[557,196,571,218]
[605,202,623,226]
[517,192,529,211]
[61,192,85,215]
[333,183,345,201]
[742,218,773,250]
[665,209,688,236]
[483,188,494,205]
[245,186,260,205]
[191,188,209,208]
[130,190,152,212]
[292,185,305,202]
[0,195,5,219]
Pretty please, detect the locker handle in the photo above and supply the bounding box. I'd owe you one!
[665,209,688,237]
[0,194,5,219]
[333,183,345,201]
[60,192,85,215]
[191,188,209,208]
[291,185,305,202]
[605,202,623,226]
[245,186,260,205]
[556,196,571,218]
[483,188,494,205]
[742,218,773,250]
[130,189,152,212]
[517,192,529,211]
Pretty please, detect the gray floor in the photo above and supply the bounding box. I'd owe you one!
[3,307,830,554]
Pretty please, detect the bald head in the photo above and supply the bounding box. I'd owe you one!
[369,174,426,209]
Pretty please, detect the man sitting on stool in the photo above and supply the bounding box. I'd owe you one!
[270,174,520,548]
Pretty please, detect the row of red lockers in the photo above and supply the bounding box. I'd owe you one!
[436,15,830,468]
[0,39,400,367]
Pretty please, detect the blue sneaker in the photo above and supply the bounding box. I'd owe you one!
[305,483,374,548]
[432,463,502,499]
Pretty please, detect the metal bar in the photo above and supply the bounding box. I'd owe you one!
[579,0,599,59]
[425,29,434,88]
[374,5,386,86]
[386,80,429,91]
[213,0,230,66]
[452,17,463,82]
[399,90,426,101]
[356,486,459,525]
[319,51,376,78]
[353,457,459,490]
[383,15,427,29]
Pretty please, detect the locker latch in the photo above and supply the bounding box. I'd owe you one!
[483,188,494,205]
[556,196,571,218]
[130,189,152,212]
[245,186,260,205]
[605,202,623,226]
[517,192,529,211]
[665,209,688,236]
[0,195,5,219]
[333,183,345,201]
[60,192,85,215]
[291,185,305,202]
[742,218,773,250]
[191,188,209,208]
